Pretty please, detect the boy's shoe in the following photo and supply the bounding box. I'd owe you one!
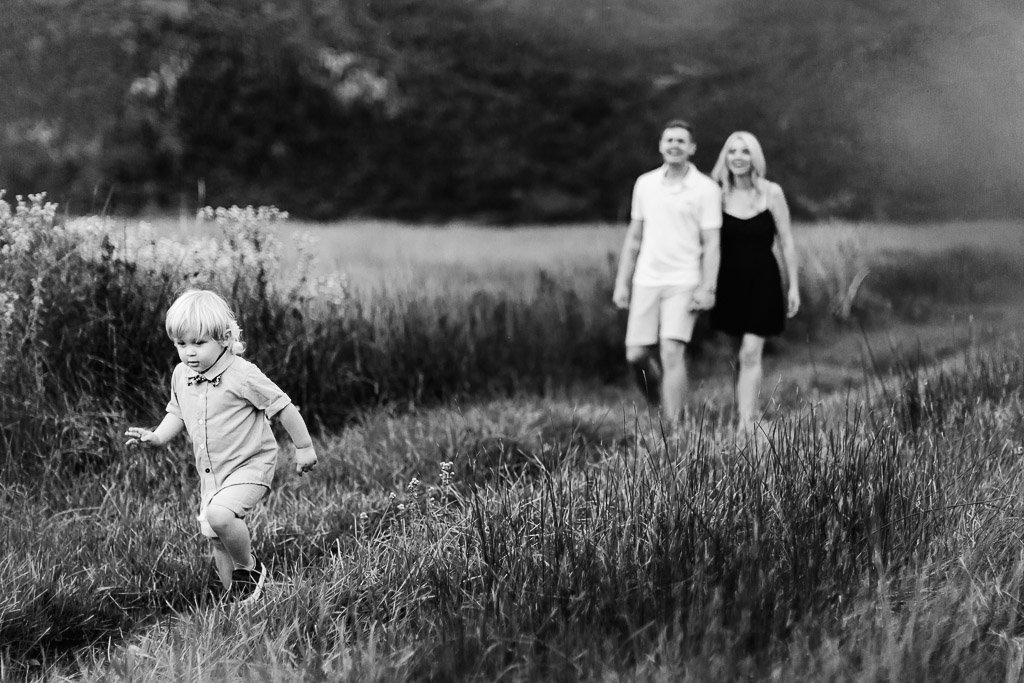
[228,555,266,605]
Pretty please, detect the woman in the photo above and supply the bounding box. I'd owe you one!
[709,131,799,444]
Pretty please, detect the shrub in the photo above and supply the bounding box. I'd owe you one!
[2,194,1021,459]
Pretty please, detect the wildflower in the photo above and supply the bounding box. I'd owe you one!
[439,460,455,488]
[0,291,18,330]
[406,477,423,502]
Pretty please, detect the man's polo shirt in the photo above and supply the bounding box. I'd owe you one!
[630,164,722,288]
[166,352,292,497]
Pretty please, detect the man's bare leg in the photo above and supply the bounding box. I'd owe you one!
[659,338,688,427]
[626,345,662,406]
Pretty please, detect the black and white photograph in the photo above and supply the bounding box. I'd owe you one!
[2,0,1023,680]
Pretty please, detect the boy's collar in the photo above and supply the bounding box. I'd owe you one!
[188,350,236,381]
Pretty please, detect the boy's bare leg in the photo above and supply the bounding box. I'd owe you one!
[210,540,235,590]
[206,505,255,588]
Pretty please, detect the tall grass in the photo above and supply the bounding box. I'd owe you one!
[3,195,1024,679]
[3,196,1022,442]
[2,334,1022,680]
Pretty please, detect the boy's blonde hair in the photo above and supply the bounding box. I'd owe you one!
[165,289,246,355]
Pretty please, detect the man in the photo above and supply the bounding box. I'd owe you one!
[613,119,722,425]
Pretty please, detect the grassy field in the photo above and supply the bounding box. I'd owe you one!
[136,214,1024,282]
[4,203,1024,680]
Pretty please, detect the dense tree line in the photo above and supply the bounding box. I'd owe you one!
[1,0,1021,221]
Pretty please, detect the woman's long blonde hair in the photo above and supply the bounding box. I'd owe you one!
[711,131,769,196]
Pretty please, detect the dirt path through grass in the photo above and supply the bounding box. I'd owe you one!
[427,289,1024,450]
[682,293,1024,425]
[34,300,1024,681]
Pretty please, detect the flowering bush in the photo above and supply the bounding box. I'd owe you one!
[0,190,616,457]
[4,189,1018,467]
[0,193,355,464]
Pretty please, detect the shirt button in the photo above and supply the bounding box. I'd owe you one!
[205,468,211,473]
[198,419,205,425]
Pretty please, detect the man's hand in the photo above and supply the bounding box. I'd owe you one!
[612,282,631,310]
[689,287,716,311]
[295,445,318,475]
[125,427,161,447]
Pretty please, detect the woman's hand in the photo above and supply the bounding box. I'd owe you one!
[787,285,800,318]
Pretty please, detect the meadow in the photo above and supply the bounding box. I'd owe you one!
[2,195,1024,680]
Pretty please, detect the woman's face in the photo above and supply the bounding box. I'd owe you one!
[725,139,753,177]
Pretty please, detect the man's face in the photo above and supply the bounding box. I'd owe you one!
[659,127,696,166]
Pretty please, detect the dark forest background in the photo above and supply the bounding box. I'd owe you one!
[1,0,1021,222]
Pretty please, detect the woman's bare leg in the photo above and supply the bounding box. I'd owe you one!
[736,333,766,443]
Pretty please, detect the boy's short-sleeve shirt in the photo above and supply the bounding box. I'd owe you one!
[166,353,292,500]
[630,164,722,288]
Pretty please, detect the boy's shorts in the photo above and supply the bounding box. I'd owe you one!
[625,284,699,346]
[198,483,268,538]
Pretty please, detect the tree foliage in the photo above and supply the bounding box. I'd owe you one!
[1,0,1021,220]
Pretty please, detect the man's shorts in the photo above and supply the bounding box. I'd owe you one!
[198,483,268,538]
[625,284,699,346]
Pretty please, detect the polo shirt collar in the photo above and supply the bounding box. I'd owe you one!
[188,349,236,383]
[659,163,693,185]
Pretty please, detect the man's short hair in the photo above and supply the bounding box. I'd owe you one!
[662,119,695,140]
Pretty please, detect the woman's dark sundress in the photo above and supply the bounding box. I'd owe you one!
[709,209,786,337]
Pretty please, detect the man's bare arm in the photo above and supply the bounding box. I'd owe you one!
[691,228,721,310]
[613,219,644,309]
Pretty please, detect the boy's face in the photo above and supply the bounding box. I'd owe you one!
[173,334,229,374]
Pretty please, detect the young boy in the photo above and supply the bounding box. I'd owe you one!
[126,289,318,603]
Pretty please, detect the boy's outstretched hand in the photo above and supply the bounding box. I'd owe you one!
[124,415,183,448]
[295,445,318,476]
[124,427,161,447]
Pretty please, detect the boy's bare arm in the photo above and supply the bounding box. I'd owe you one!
[277,403,318,474]
[125,414,185,447]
